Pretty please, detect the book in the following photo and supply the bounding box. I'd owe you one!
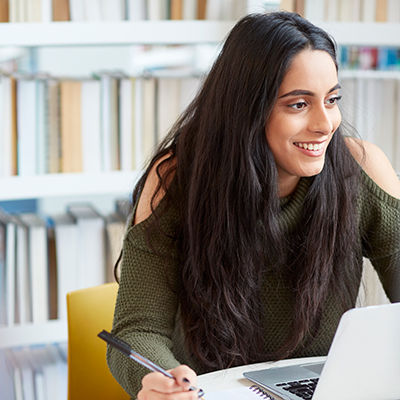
[142,76,157,163]
[206,0,223,20]
[0,75,16,177]
[5,349,24,400]
[197,0,207,19]
[52,0,70,21]
[81,79,102,173]
[338,0,352,21]
[47,224,58,320]
[67,204,106,290]
[46,79,61,174]
[69,0,85,21]
[375,0,388,21]
[60,80,83,173]
[99,73,120,172]
[9,348,36,400]
[84,0,102,21]
[134,77,144,169]
[339,77,357,130]
[119,77,135,171]
[52,213,79,321]
[304,0,324,20]
[156,77,181,142]
[375,79,396,165]
[0,0,9,22]
[171,0,183,19]
[16,77,37,176]
[350,0,362,21]
[9,0,17,22]
[294,0,305,16]
[41,0,52,22]
[127,0,146,20]
[18,213,49,324]
[105,212,126,282]
[325,0,338,21]
[15,221,32,324]
[387,0,400,22]
[362,0,377,22]
[395,80,400,173]
[0,213,7,326]
[36,78,47,176]
[5,216,17,326]
[147,0,166,20]
[101,0,125,21]
[182,0,196,19]
[280,0,295,12]
[26,0,41,22]
[179,76,201,113]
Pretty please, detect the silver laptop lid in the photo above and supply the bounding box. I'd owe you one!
[244,302,400,400]
[313,302,400,400]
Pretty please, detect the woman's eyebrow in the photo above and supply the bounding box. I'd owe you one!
[278,83,341,99]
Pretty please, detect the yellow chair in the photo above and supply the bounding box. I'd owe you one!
[67,282,130,400]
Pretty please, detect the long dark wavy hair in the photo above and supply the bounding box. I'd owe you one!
[122,12,362,371]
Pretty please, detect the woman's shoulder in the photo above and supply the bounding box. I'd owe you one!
[344,137,400,200]
[134,154,177,225]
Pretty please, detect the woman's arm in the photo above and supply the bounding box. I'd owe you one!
[107,157,200,398]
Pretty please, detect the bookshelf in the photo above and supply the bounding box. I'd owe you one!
[0,171,139,201]
[0,320,67,350]
[1,6,400,398]
[0,20,235,46]
[0,15,398,343]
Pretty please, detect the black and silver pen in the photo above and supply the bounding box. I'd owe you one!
[98,330,204,398]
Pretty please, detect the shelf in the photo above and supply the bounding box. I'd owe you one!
[0,21,399,48]
[315,21,400,47]
[0,20,235,47]
[339,70,400,79]
[0,320,67,349]
[0,170,140,201]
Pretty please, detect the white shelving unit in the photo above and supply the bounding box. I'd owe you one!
[0,18,398,341]
[0,320,68,350]
[0,20,236,46]
[0,17,399,398]
[0,171,139,201]
[0,21,237,357]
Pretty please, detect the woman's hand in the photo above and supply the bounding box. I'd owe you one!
[138,365,203,399]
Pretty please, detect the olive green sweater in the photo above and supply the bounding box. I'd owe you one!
[107,169,400,399]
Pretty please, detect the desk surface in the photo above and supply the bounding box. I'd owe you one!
[197,356,326,397]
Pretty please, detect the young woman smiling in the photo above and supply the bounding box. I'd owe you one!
[107,12,400,400]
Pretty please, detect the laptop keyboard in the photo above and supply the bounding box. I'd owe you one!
[276,378,319,399]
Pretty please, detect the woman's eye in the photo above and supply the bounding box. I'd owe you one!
[326,95,342,105]
[289,101,307,110]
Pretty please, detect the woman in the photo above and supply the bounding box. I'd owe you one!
[107,11,400,399]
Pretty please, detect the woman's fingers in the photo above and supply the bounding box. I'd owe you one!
[138,365,202,400]
[169,365,198,391]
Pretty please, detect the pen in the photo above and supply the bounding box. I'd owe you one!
[98,330,205,398]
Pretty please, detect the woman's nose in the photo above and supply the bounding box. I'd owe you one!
[308,105,334,135]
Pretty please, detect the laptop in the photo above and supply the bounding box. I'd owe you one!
[243,302,400,400]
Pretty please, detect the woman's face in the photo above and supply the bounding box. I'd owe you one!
[265,49,341,197]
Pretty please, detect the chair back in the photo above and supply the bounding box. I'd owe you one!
[67,282,130,400]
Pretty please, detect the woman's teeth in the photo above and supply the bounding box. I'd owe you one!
[294,142,324,151]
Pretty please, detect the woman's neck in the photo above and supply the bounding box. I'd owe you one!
[278,176,301,198]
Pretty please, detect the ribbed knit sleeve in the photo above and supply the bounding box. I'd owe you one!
[359,170,400,302]
[107,197,183,399]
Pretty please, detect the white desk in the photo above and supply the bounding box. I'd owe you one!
[197,356,326,398]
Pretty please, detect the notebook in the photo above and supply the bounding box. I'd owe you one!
[243,302,400,400]
[205,385,276,399]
